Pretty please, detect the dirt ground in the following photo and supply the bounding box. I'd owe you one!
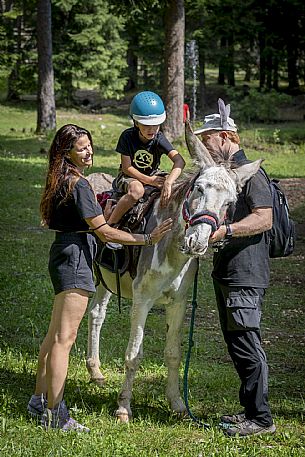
[280,178,305,209]
[280,177,305,237]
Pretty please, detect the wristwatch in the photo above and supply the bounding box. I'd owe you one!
[225,222,233,239]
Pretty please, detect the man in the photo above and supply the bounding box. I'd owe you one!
[194,99,276,437]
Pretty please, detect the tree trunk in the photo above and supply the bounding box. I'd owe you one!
[162,0,185,141]
[7,13,22,100]
[287,45,299,90]
[266,52,272,90]
[259,33,266,90]
[198,45,206,111]
[218,36,226,85]
[124,46,138,92]
[143,65,149,87]
[273,55,279,90]
[36,0,56,133]
[61,72,73,106]
[227,34,235,86]
[244,66,251,82]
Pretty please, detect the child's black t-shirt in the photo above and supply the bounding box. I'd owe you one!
[116,127,174,176]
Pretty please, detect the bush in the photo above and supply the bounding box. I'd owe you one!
[227,88,291,123]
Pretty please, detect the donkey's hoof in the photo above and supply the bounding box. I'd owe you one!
[116,413,130,423]
[169,397,187,416]
[115,407,131,423]
[177,409,188,419]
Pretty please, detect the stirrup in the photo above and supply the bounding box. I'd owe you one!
[106,242,123,250]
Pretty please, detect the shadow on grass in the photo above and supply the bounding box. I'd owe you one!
[1,362,303,428]
[0,366,190,425]
[0,135,122,164]
[0,100,38,112]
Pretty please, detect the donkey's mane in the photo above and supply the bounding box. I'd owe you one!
[171,171,199,203]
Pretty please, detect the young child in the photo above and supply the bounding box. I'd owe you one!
[107,91,185,225]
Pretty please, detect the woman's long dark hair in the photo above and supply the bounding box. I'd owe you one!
[40,124,93,226]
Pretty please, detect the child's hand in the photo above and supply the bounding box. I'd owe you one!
[149,175,165,189]
[160,181,172,207]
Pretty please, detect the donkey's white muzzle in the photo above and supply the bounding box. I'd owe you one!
[180,225,211,257]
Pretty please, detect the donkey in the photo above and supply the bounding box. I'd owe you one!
[86,122,262,422]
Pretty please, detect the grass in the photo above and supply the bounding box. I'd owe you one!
[0,102,305,456]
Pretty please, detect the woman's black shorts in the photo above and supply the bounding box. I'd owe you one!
[49,232,97,295]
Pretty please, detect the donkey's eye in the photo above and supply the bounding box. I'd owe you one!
[221,201,231,211]
[195,186,205,195]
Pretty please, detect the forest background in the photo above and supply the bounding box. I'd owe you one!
[1,0,305,132]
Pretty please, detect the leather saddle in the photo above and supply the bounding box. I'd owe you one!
[94,185,161,287]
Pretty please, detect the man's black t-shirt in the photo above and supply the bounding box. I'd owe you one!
[49,177,103,232]
[116,127,174,176]
[212,150,273,288]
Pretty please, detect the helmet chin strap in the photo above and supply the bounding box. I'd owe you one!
[138,127,159,142]
[139,131,153,141]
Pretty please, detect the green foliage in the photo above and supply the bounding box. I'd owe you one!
[114,0,165,91]
[186,0,305,90]
[0,68,9,99]
[228,89,292,123]
[1,0,304,105]
[0,0,37,96]
[0,0,127,101]
[52,0,127,101]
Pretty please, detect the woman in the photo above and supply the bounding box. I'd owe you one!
[27,124,172,431]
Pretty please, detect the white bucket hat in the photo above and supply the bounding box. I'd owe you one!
[194,98,237,135]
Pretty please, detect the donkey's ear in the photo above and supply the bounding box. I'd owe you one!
[231,159,263,192]
[185,120,215,167]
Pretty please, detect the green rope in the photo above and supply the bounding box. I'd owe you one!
[183,259,210,428]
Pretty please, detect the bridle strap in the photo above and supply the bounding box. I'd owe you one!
[182,196,220,233]
[189,211,219,232]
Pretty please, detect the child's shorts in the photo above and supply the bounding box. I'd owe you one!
[48,232,97,295]
[112,172,136,194]
[113,170,168,194]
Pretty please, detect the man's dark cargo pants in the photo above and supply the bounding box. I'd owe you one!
[213,279,273,427]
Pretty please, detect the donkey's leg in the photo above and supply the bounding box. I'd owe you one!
[164,260,197,414]
[116,300,151,423]
[164,300,187,414]
[86,284,112,386]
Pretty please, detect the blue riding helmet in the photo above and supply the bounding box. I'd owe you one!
[130,91,166,125]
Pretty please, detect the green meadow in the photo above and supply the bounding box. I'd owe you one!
[0,103,304,456]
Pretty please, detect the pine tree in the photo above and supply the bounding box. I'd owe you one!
[52,0,127,102]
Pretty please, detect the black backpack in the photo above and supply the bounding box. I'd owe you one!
[261,169,296,258]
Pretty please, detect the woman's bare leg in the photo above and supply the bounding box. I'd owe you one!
[34,289,89,408]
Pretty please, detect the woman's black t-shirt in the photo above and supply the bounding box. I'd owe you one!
[49,177,103,232]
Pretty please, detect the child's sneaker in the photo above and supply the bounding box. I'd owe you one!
[27,394,48,418]
[41,400,90,432]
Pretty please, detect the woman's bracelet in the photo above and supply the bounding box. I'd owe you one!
[144,233,153,246]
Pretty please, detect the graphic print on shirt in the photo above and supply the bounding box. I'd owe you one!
[133,149,154,170]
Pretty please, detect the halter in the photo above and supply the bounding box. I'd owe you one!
[182,181,220,233]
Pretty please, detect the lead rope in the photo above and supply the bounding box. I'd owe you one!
[183,258,210,429]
